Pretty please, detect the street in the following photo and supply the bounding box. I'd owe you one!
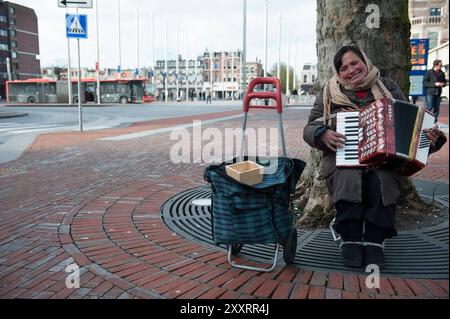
[0,102,242,164]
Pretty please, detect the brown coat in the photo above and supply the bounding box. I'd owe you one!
[303,77,409,206]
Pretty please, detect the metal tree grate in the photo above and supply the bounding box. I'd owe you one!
[160,186,449,279]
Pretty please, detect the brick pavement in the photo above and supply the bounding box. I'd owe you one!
[0,105,448,299]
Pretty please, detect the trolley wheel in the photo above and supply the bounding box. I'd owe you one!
[27,97,35,104]
[229,244,243,256]
[73,96,79,104]
[283,228,298,264]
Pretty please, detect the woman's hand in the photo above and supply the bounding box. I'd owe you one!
[320,129,347,152]
[426,125,440,147]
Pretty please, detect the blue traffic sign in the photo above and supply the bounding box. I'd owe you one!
[66,14,88,39]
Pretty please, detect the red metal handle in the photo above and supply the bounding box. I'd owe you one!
[244,77,283,113]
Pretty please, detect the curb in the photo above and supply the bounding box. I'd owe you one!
[0,112,28,119]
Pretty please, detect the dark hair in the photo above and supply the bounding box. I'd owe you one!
[433,59,443,67]
[333,45,367,72]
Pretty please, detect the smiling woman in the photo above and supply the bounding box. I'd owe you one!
[302,44,447,270]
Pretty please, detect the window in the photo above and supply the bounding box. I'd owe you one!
[10,18,16,26]
[428,31,439,49]
[11,41,17,48]
[303,75,307,83]
[10,30,16,37]
[0,15,7,23]
[430,8,441,16]
[0,43,9,51]
[9,7,15,15]
[12,51,18,58]
[312,75,316,82]
[0,29,8,37]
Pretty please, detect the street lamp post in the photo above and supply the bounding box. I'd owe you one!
[118,0,122,74]
[95,0,101,104]
[242,0,247,96]
[286,26,290,99]
[186,33,190,102]
[66,8,72,105]
[293,37,297,96]
[136,0,140,78]
[264,0,268,78]
[152,13,155,86]
[176,25,179,101]
[164,20,168,103]
[231,51,235,101]
[277,14,281,80]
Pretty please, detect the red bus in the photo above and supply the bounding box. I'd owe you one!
[6,78,154,104]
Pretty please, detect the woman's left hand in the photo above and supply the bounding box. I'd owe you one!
[426,125,440,147]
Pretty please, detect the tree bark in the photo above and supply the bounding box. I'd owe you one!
[298,0,424,225]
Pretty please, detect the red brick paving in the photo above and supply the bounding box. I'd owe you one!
[0,106,448,300]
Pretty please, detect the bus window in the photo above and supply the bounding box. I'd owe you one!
[49,83,57,95]
[25,84,37,95]
[102,83,116,94]
[117,84,128,94]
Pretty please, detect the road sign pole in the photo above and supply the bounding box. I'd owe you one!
[95,0,101,104]
[77,37,83,132]
[76,9,83,132]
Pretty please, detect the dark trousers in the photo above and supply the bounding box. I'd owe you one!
[334,171,397,244]
[426,94,441,121]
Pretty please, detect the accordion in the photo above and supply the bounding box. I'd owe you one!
[336,98,435,176]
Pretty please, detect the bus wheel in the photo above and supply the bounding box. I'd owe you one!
[27,97,35,104]
[120,96,129,104]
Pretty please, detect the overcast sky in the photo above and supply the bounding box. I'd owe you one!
[10,0,317,71]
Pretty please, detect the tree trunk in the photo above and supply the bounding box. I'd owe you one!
[298,0,424,225]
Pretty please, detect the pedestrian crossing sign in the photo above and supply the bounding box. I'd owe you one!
[66,14,88,39]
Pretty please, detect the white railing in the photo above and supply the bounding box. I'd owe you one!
[287,95,316,106]
[411,16,443,25]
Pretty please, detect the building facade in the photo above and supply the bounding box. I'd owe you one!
[299,63,317,95]
[154,55,205,101]
[200,50,243,100]
[0,1,41,98]
[409,0,449,49]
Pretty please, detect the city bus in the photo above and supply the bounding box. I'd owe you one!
[6,78,154,104]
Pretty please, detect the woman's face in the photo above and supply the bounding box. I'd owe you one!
[338,51,369,85]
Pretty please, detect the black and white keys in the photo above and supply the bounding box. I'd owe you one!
[336,112,360,167]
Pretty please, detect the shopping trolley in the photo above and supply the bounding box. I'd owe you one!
[204,77,306,272]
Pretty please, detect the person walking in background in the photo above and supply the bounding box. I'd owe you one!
[206,90,212,104]
[424,59,447,122]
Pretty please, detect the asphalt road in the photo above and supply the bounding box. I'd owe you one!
[0,102,242,165]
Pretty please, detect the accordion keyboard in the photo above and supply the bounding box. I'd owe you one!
[415,111,435,165]
[336,112,360,166]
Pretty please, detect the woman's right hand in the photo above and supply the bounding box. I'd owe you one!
[320,129,347,152]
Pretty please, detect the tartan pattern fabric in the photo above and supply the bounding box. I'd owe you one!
[204,157,305,245]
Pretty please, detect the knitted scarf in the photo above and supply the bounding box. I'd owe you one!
[322,48,393,126]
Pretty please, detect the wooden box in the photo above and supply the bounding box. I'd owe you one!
[225,161,264,186]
